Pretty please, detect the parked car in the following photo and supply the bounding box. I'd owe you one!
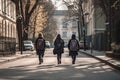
[45,41,51,48]
[23,40,34,51]
[79,40,89,49]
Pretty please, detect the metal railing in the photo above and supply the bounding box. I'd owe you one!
[0,37,16,55]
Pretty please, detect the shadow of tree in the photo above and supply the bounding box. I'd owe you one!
[0,49,120,80]
[0,61,120,80]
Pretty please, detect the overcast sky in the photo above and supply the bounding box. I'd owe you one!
[51,0,68,10]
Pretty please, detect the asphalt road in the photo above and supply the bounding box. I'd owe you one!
[0,48,120,80]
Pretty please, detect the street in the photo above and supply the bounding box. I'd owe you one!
[0,48,120,80]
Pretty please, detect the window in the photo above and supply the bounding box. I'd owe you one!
[72,21,77,28]
[5,21,7,38]
[2,0,6,13]
[72,32,76,35]
[11,24,13,38]
[2,20,5,37]
[8,23,10,38]
[62,32,67,38]
[1,0,4,12]
[13,25,16,38]
[62,22,67,28]
[10,3,13,18]
[6,0,10,15]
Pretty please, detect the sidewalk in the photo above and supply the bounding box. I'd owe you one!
[79,50,120,71]
[0,51,35,64]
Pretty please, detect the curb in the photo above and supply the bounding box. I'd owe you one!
[0,53,34,64]
[79,51,120,71]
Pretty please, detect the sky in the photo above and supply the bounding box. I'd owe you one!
[51,0,68,10]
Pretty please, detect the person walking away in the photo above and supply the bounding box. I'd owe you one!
[35,33,46,64]
[54,34,64,64]
[68,34,80,64]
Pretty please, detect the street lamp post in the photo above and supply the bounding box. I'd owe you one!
[83,27,86,51]
[77,20,81,41]
[20,18,23,55]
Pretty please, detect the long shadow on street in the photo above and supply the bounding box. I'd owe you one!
[0,49,120,80]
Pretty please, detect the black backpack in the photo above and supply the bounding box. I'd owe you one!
[36,39,45,50]
[70,39,78,51]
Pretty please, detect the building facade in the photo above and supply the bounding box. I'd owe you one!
[54,10,78,46]
[0,0,16,54]
[82,0,107,50]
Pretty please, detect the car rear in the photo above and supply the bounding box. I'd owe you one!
[23,40,34,51]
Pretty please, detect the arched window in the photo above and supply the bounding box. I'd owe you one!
[6,0,10,16]
[1,0,4,12]
[10,2,14,18]
[1,0,6,13]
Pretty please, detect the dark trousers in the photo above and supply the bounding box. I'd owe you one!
[70,52,77,64]
[71,54,76,64]
[57,53,62,64]
[37,50,44,64]
[69,51,77,64]
[38,53,44,63]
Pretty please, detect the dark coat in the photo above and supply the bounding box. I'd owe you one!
[35,37,46,55]
[68,39,80,56]
[53,38,64,54]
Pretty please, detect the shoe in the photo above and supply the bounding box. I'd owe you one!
[41,59,43,63]
[39,59,43,64]
[72,61,75,64]
[72,62,75,64]
[39,62,41,64]
[58,61,61,64]
[59,61,61,64]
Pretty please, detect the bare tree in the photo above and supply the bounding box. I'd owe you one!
[41,0,57,43]
[12,0,46,50]
[28,0,57,43]
[63,0,87,50]
[13,0,43,40]
[12,0,57,49]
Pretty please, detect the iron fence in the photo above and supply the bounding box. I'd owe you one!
[0,37,16,55]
